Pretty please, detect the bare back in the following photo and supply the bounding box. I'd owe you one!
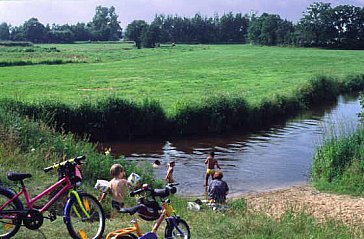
[205,156,218,170]
[109,178,127,203]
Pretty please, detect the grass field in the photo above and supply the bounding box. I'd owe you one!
[1,43,364,114]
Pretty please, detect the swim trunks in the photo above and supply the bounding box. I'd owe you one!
[112,200,125,210]
[206,169,215,175]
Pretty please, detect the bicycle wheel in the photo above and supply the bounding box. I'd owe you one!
[64,192,105,239]
[165,218,190,239]
[0,188,23,239]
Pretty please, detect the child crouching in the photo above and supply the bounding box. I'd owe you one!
[99,164,127,210]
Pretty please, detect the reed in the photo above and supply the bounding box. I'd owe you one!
[311,128,364,196]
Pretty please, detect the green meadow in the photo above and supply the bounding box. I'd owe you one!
[1,43,364,112]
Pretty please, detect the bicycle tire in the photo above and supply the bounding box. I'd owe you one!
[0,188,23,239]
[64,192,105,239]
[165,218,190,239]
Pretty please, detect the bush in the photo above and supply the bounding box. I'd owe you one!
[297,76,340,108]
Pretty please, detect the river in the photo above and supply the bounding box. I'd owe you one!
[101,95,363,197]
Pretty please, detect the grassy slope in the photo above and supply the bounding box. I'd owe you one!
[8,197,362,239]
[1,44,364,113]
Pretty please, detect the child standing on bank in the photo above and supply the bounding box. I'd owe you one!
[165,161,175,183]
[99,163,127,210]
[204,151,221,186]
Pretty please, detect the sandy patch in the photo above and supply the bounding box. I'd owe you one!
[239,185,364,226]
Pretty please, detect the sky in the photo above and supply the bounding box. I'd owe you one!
[1,0,364,28]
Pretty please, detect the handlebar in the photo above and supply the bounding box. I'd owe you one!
[44,155,86,173]
[130,183,179,198]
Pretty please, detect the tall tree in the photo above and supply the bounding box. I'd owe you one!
[125,20,148,48]
[89,6,122,41]
[141,23,161,48]
[220,12,249,43]
[276,19,294,45]
[260,14,280,45]
[71,22,91,41]
[248,13,292,45]
[22,18,45,43]
[0,22,10,40]
[332,5,363,48]
[297,2,336,47]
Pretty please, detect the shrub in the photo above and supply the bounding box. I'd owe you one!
[297,76,340,108]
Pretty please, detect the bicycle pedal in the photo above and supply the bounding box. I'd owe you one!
[47,211,57,222]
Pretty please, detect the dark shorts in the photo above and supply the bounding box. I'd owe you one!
[112,200,125,210]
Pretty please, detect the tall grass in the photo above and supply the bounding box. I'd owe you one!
[0,41,33,47]
[1,74,364,141]
[0,97,168,141]
[170,95,250,135]
[0,105,159,188]
[0,44,87,67]
[311,127,364,196]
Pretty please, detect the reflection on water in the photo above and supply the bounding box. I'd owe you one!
[101,95,363,196]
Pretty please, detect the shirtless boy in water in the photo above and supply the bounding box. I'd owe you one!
[204,151,221,186]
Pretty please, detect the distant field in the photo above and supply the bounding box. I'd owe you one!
[1,43,364,113]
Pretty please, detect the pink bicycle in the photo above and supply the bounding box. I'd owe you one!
[0,155,105,239]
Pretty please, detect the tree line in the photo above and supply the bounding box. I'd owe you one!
[0,6,121,43]
[0,2,364,49]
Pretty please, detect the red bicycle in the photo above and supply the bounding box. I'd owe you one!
[0,155,105,239]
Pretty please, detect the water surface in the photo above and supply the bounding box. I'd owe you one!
[103,95,362,196]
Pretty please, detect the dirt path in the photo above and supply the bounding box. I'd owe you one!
[240,185,364,226]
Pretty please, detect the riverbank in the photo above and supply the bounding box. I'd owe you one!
[240,185,364,227]
[2,44,364,141]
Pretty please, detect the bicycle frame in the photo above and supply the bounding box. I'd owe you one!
[106,219,143,239]
[152,200,185,235]
[0,176,73,214]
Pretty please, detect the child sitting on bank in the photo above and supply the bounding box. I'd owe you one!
[98,163,128,210]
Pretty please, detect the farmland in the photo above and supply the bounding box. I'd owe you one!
[1,43,364,113]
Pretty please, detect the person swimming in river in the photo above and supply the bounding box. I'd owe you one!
[153,160,161,168]
[204,151,221,187]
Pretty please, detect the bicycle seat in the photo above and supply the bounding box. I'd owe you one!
[7,172,32,181]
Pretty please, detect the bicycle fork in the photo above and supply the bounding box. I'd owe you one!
[63,190,91,238]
